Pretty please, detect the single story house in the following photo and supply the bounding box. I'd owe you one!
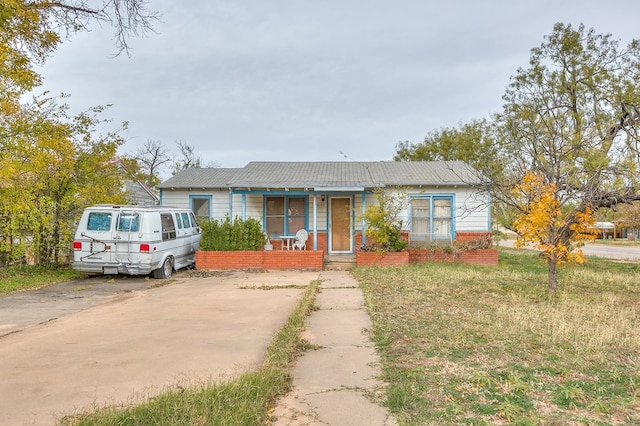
[157,161,491,254]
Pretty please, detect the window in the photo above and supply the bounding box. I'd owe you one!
[409,196,453,245]
[190,195,212,219]
[87,212,112,231]
[175,212,183,229]
[265,196,306,237]
[288,198,305,234]
[117,212,140,232]
[433,199,452,236]
[410,199,430,238]
[160,213,176,240]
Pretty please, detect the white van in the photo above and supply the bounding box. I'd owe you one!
[72,205,202,278]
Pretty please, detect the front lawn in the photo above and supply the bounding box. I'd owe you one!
[355,250,640,425]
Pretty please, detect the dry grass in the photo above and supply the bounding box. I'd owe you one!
[355,251,640,425]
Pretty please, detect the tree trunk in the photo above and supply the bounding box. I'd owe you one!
[547,256,558,293]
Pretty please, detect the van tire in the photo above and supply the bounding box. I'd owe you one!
[154,257,173,279]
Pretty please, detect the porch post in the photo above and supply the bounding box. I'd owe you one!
[313,195,318,251]
[228,190,233,217]
[241,193,246,220]
[361,193,367,245]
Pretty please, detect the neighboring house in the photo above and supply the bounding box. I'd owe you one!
[157,161,491,253]
[110,159,160,206]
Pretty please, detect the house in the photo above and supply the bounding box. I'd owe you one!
[157,161,491,254]
[110,159,160,206]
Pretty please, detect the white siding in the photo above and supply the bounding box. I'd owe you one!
[372,187,490,233]
[160,190,192,209]
[161,186,490,233]
[454,187,490,231]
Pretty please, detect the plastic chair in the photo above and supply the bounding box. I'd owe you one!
[293,229,308,250]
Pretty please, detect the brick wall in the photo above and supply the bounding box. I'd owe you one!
[196,250,324,271]
[460,249,498,265]
[355,251,410,266]
[407,248,498,266]
[455,231,493,243]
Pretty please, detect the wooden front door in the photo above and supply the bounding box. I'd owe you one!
[330,197,352,252]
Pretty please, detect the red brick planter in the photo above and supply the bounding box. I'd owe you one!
[355,251,410,267]
[356,248,499,267]
[460,248,498,265]
[196,250,324,271]
[408,248,498,265]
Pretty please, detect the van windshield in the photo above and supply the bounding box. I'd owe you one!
[117,213,141,232]
[87,212,112,231]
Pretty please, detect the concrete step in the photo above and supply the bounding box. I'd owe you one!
[323,255,356,271]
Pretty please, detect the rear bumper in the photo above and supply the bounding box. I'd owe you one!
[72,261,154,276]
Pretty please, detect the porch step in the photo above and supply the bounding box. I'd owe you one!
[323,255,356,271]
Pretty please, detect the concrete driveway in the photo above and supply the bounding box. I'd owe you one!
[0,270,318,425]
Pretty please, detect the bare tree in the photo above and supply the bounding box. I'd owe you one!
[24,0,158,55]
[133,139,171,187]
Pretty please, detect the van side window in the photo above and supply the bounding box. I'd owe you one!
[175,213,183,229]
[160,213,176,240]
[181,213,191,228]
[189,212,198,228]
[117,213,140,232]
[87,213,112,231]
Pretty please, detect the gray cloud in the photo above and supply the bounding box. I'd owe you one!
[34,0,640,173]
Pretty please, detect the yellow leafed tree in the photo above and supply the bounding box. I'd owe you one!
[512,172,598,292]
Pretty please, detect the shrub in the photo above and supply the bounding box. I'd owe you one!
[362,189,408,252]
[200,216,266,251]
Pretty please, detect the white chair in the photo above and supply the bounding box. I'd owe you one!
[293,229,308,250]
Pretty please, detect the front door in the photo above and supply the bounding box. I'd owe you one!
[330,197,352,253]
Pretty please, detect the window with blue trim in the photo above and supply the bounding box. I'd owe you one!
[265,196,306,237]
[410,196,453,244]
[190,195,212,219]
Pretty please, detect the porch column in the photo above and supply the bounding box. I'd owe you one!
[228,190,233,217]
[313,195,318,251]
[241,193,246,220]
[361,193,367,245]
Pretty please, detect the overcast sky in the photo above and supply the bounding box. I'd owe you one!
[34,0,640,176]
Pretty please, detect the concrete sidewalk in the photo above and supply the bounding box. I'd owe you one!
[272,270,397,426]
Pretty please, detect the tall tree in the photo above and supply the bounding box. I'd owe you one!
[0,97,126,265]
[394,119,499,173]
[479,23,640,292]
[0,0,157,265]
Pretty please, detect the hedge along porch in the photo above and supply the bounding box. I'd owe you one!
[157,161,492,259]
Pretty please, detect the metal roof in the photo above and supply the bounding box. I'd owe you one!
[157,161,477,190]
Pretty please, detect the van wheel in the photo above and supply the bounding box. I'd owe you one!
[154,257,173,279]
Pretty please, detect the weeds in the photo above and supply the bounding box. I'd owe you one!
[355,250,640,424]
[0,265,81,296]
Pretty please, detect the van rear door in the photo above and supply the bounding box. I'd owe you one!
[114,209,143,265]
[77,209,117,266]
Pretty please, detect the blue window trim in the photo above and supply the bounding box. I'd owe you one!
[189,194,213,219]
[263,195,309,236]
[408,194,456,239]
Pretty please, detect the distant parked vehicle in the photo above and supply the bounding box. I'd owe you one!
[72,205,201,278]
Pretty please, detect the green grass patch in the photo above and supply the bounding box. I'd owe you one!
[354,250,640,425]
[0,265,82,296]
[61,280,320,425]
